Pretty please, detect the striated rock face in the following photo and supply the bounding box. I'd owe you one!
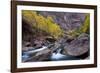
[40,12,86,31]
[63,33,89,56]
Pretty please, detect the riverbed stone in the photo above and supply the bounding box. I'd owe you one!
[24,49,52,62]
[63,33,89,56]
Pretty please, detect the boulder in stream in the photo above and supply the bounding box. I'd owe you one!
[63,33,89,56]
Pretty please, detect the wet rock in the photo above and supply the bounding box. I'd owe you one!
[22,47,34,52]
[63,33,89,56]
[24,42,31,47]
[24,49,52,62]
[33,40,43,49]
[45,37,56,43]
[50,42,61,52]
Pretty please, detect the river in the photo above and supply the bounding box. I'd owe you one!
[22,46,81,62]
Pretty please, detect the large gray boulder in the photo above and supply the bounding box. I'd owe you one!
[63,33,89,56]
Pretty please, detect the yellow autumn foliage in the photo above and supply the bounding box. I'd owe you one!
[79,14,90,33]
[22,10,63,39]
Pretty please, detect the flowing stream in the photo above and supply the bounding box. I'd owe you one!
[22,46,80,62]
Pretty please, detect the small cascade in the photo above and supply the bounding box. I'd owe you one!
[51,48,66,60]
